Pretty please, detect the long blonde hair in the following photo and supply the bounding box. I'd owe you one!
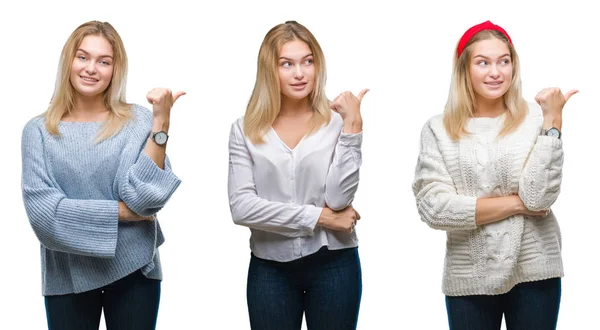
[44,21,132,142]
[443,30,527,140]
[244,21,331,144]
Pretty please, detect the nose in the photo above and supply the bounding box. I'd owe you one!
[85,60,97,75]
[489,64,500,78]
[293,64,304,80]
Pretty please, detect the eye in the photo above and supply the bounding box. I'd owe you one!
[500,59,510,65]
[100,60,111,66]
[77,55,87,61]
[304,58,313,65]
[477,60,488,66]
[281,61,292,68]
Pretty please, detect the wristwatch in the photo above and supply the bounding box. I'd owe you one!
[543,127,561,139]
[150,131,169,146]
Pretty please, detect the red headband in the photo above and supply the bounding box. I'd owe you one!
[457,20,512,58]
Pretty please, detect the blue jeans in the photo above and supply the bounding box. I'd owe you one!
[247,246,362,330]
[44,270,161,330]
[445,277,561,330]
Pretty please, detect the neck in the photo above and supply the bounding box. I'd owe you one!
[473,96,506,118]
[279,95,312,117]
[67,94,109,122]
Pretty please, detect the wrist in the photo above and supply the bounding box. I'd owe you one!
[152,118,170,133]
[542,115,562,131]
[342,115,363,133]
[317,207,333,227]
[510,195,526,215]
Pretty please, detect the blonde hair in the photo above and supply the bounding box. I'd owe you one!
[45,20,132,142]
[443,30,527,140]
[244,21,331,144]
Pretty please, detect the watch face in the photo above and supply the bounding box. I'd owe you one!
[154,132,168,145]
[546,128,560,138]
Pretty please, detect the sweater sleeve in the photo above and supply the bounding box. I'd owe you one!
[518,135,563,211]
[227,121,322,237]
[412,122,478,231]
[118,107,182,217]
[21,120,119,258]
[119,151,182,217]
[324,131,362,210]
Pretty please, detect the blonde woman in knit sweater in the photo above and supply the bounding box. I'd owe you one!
[412,21,577,330]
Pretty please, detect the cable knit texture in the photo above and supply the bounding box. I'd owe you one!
[21,104,181,296]
[412,103,564,296]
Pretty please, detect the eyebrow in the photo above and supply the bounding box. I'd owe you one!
[473,53,510,60]
[76,49,114,59]
[279,54,313,61]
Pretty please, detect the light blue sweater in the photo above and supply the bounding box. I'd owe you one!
[21,104,181,296]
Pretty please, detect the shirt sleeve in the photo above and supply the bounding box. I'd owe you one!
[324,131,363,210]
[227,121,322,237]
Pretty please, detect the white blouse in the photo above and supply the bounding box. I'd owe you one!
[228,111,362,262]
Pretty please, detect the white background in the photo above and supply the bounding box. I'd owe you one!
[1,0,597,329]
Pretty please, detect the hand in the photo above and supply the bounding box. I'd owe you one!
[146,88,186,121]
[317,206,360,233]
[118,201,154,222]
[534,88,577,129]
[329,89,369,123]
[522,208,550,217]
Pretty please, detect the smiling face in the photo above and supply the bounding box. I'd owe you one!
[277,39,315,102]
[69,35,114,99]
[469,37,513,103]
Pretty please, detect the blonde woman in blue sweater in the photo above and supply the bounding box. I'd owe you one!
[21,21,183,330]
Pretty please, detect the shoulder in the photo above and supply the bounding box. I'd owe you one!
[22,116,46,139]
[525,101,543,119]
[229,116,246,140]
[519,101,544,131]
[320,110,344,132]
[129,104,153,124]
[420,113,448,142]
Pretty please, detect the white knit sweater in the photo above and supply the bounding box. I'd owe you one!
[412,103,564,296]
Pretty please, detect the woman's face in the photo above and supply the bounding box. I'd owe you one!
[277,39,315,101]
[469,37,513,102]
[70,35,114,98]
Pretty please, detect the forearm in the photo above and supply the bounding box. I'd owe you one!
[475,195,523,225]
[144,118,169,170]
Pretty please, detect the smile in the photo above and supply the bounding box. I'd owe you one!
[80,76,99,82]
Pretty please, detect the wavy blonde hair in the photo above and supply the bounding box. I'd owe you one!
[244,21,331,144]
[44,21,132,142]
[443,30,527,140]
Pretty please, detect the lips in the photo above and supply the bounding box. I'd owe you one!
[80,76,99,83]
[291,82,307,87]
[485,81,503,86]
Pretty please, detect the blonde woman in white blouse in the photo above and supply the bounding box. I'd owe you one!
[412,20,577,330]
[227,21,367,330]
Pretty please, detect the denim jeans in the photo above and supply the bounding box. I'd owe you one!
[445,277,561,330]
[247,246,362,330]
[44,270,161,330]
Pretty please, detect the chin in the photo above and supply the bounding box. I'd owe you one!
[284,91,311,100]
[74,87,106,98]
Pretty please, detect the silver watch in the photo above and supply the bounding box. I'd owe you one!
[543,127,561,139]
[150,131,169,145]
